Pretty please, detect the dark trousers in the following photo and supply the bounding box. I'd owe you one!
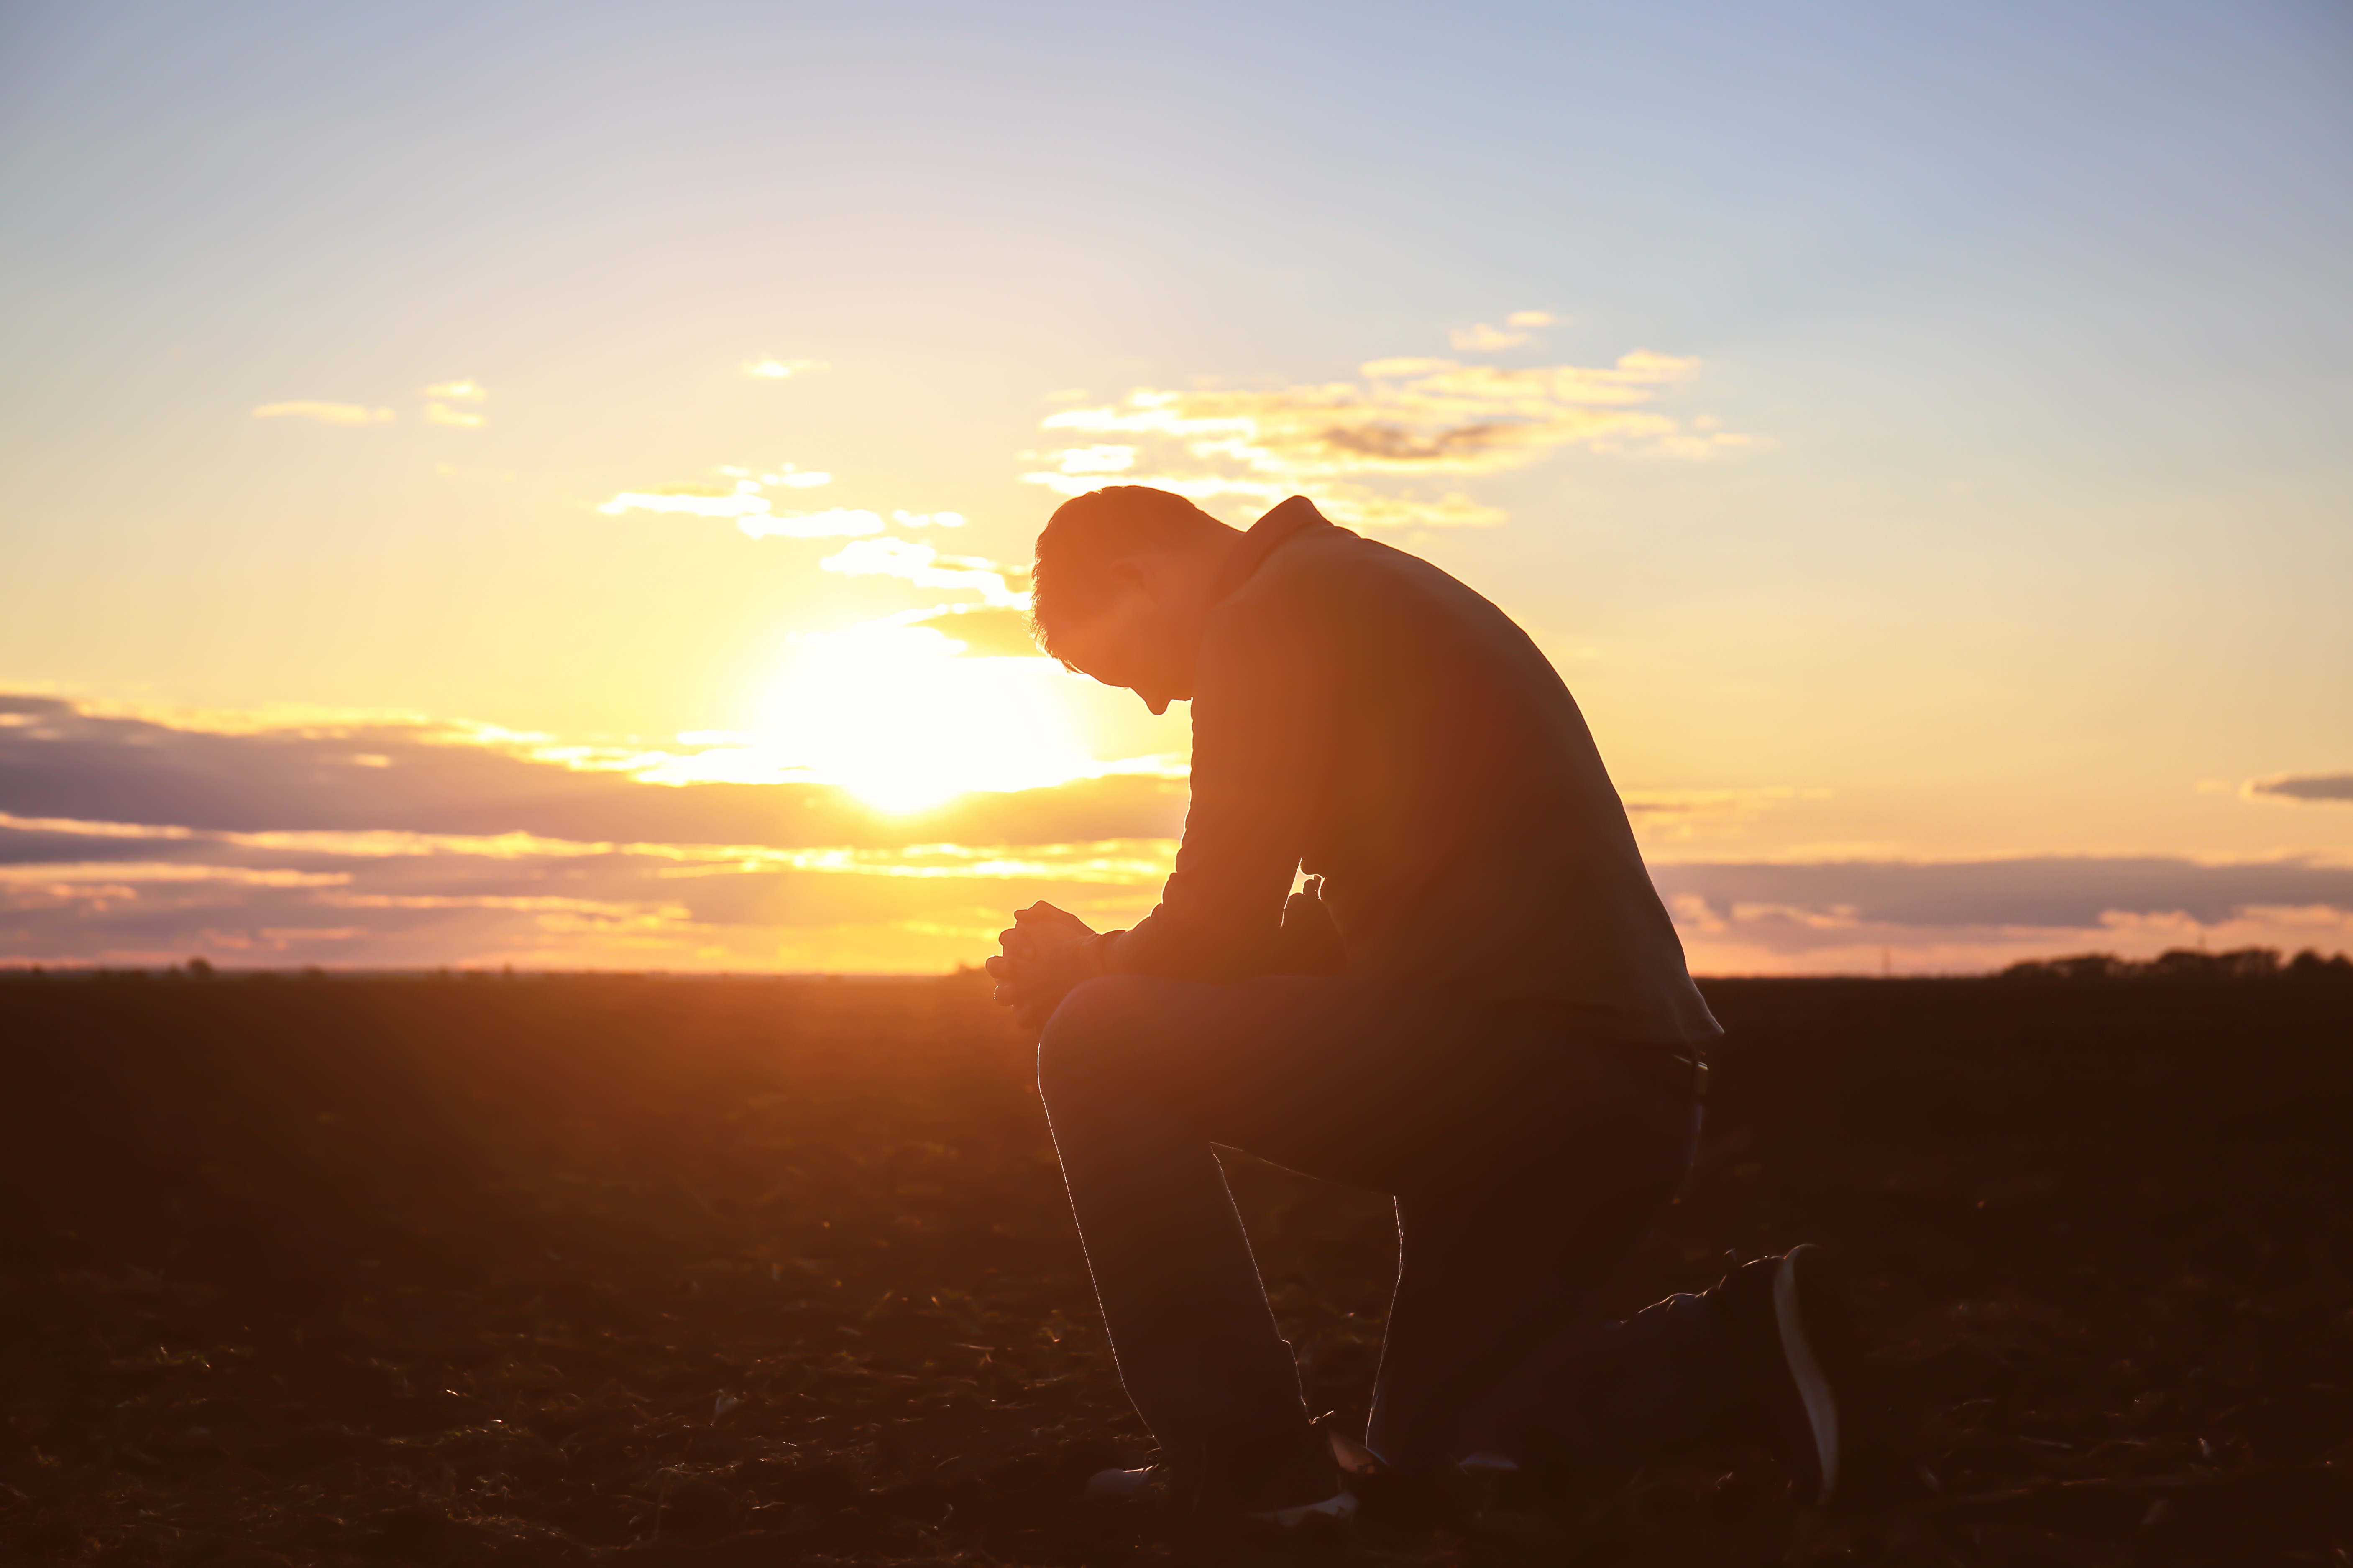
[1036,973,1726,1473]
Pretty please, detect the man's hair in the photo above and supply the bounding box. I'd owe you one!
[1029,485,1221,663]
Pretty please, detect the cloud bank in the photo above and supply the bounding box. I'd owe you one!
[0,693,1185,971]
[251,402,395,425]
[3,693,2345,975]
[1022,339,1753,530]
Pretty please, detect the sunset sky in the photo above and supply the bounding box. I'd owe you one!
[3,0,2348,974]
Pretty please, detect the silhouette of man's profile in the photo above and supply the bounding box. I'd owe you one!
[986,486,1859,1528]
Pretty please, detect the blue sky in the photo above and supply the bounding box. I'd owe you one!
[3,0,2348,971]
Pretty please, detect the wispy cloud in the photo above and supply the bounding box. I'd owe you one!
[251,401,395,425]
[744,358,830,379]
[597,487,773,519]
[597,474,885,540]
[1023,341,1753,529]
[596,466,962,544]
[422,379,486,401]
[0,813,629,863]
[1623,786,1833,840]
[719,462,832,490]
[737,509,890,540]
[2246,771,2353,804]
[818,539,1026,608]
[0,861,351,888]
[655,838,1179,885]
[1052,444,1137,475]
[423,402,485,428]
[1450,310,1556,351]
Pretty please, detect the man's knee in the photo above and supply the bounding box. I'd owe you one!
[1034,974,1154,1103]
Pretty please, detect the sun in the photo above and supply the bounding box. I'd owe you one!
[755,623,1094,813]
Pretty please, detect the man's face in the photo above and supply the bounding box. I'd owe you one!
[1044,581,1202,717]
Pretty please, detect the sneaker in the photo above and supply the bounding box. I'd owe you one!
[1300,1417,1488,1532]
[1083,1420,1356,1528]
[1714,1244,1860,1506]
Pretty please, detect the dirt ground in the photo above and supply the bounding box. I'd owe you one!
[0,968,2346,1565]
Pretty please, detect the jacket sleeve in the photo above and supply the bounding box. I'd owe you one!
[1102,600,1338,981]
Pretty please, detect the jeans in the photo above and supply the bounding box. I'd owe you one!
[1036,973,1729,1473]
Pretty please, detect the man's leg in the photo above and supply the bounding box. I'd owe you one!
[1031,1020,1312,1459]
[1447,1249,1864,1504]
[1368,1093,1696,1470]
[1033,973,1698,1474]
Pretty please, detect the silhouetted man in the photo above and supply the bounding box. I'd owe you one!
[987,487,1857,1527]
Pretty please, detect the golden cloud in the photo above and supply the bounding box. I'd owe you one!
[424,401,486,428]
[422,379,486,401]
[251,401,395,425]
[744,358,830,379]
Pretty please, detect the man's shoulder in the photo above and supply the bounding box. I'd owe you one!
[1219,524,1460,616]
[1217,527,1515,665]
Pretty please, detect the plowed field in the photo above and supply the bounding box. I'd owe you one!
[1,970,2345,1565]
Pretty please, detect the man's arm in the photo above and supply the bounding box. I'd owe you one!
[1097,599,1339,982]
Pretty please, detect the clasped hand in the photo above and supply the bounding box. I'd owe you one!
[983,901,1097,1030]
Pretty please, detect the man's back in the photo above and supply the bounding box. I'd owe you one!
[1115,500,1720,1047]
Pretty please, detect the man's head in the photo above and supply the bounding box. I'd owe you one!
[1030,486,1243,714]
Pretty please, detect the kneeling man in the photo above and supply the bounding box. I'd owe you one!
[988,486,1855,1526]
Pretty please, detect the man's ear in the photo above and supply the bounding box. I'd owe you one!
[1107,558,1155,602]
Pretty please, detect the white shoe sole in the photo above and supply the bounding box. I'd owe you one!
[1774,1245,1841,1504]
[1087,1467,1359,1528]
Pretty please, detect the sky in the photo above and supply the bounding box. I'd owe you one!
[2,0,2348,974]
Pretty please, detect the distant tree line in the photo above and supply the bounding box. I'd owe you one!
[2001,947,2353,982]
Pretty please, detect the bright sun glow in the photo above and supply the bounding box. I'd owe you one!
[755,625,1094,813]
